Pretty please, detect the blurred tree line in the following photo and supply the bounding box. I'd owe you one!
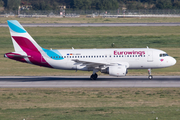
[1,0,180,10]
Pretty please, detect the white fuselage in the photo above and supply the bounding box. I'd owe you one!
[43,48,176,71]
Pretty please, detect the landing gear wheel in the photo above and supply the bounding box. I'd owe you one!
[148,69,153,80]
[90,73,98,80]
[148,75,153,80]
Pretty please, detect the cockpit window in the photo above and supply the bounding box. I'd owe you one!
[159,53,169,57]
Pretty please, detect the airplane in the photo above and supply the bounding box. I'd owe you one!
[4,20,176,80]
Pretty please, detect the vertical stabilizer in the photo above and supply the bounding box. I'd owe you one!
[7,20,41,53]
[6,20,53,68]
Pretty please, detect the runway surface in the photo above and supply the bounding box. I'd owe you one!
[1,23,180,27]
[0,76,180,88]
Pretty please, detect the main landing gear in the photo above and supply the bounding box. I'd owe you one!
[90,73,98,80]
[90,69,99,80]
[148,68,153,80]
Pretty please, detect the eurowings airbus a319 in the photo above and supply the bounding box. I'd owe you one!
[4,20,176,80]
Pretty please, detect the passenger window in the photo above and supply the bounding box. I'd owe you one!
[64,56,66,58]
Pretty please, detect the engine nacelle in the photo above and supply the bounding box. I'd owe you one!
[108,66,127,77]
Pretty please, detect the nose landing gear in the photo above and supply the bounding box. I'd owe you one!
[148,68,153,80]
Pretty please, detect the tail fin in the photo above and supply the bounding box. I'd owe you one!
[7,20,41,53]
[7,20,53,68]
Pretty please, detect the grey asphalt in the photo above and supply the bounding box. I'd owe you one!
[0,76,180,88]
[1,23,180,27]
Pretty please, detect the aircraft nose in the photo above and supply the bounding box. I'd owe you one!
[171,57,176,66]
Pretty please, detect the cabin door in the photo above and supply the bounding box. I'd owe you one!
[147,51,153,62]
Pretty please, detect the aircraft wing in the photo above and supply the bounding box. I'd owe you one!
[72,59,130,68]
[72,59,110,68]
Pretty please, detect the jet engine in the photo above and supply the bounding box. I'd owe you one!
[108,65,127,77]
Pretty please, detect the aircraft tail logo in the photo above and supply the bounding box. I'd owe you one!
[7,20,41,53]
[6,20,53,68]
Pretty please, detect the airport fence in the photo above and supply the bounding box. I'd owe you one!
[0,9,180,18]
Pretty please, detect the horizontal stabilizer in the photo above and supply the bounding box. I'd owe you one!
[4,53,29,58]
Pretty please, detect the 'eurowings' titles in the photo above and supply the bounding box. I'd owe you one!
[114,50,145,56]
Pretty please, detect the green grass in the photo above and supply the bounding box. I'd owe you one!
[0,26,179,76]
[1,107,180,120]
[0,88,180,120]
[1,26,180,49]
[1,17,180,23]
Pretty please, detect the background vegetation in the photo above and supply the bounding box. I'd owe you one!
[1,0,180,10]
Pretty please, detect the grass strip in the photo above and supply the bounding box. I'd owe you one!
[1,17,180,23]
[0,88,180,120]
